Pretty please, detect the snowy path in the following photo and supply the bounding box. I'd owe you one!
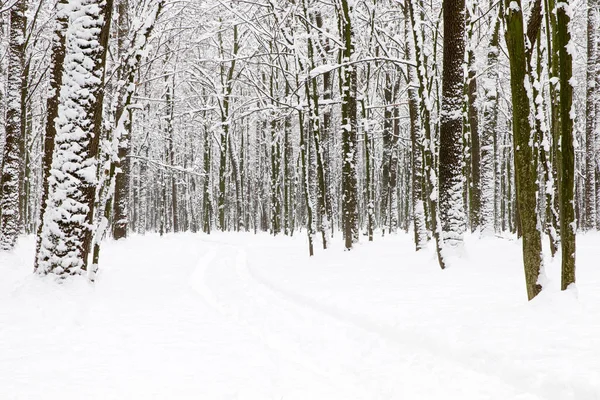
[192,238,541,400]
[1,232,599,399]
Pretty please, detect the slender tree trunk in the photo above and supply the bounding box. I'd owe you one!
[407,0,445,267]
[217,24,238,231]
[465,1,480,232]
[112,0,131,240]
[339,0,358,250]
[556,0,576,290]
[480,5,501,236]
[299,110,315,256]
[269,90,281,235]
[405,0,427,250]
[381,76,392,233]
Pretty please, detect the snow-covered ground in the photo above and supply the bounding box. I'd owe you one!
[1,232,599,399]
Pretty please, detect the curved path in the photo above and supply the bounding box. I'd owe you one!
[191,238,544,400]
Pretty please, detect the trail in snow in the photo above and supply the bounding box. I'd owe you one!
[191,238,542,400]
[1,232,599,399]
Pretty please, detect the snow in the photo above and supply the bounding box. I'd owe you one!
[309,64,338,79]
[1,232,600,399]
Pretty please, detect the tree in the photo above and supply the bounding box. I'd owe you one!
[112,0,132,240]
[504,0,544,300]
[465,0,480,232]
[556,0,576,290]
[404,0,427,250]
[36,0,113,276]
[0,0,26,251]
[34,0,68,270]
[585,0,598,230]
[479,4,502,236]
[439,0,466,252]
[339,0,358,250]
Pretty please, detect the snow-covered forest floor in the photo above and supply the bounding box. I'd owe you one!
[1,232,599,400]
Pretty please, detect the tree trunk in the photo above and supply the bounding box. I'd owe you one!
[37,0,113,275]
[439,0,466,249]
[405,0,427,250]
[112,0,132,240]
[339,0,358,250]
[504,0,543,300]
[0,0,26,251]
[34,0,67,270]
[556,0,576,290]
[480,5,501,235]
[585,0,598,230]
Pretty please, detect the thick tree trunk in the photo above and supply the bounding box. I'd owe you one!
[37,0,113,275]
[504,0,543,300]
[0,0,26,251]
[585,0,598,230]
[439,0,466,249]
[34,0,67,270]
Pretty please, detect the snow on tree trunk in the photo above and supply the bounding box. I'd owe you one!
[479,6,501,236]
[439,0,466,250]
[36,0,113,276]
[407,0,445,268]
[339,0,358,250]
[217,24,238,231]
[556,0,576,290]
[90,0,164,280]
[112,0,131,240]
[465,0,480,233]
[504,0,544,300]
[585,0,598,230]
[0,0,26,251]
[405,2,427,250]
[34,0,68,270]
[596,6,600,229]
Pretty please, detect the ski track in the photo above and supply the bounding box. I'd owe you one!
[189,244,357,399]
[243,246,554,399]
[191,238,545,400]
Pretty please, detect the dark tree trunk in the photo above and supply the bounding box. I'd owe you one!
[556,0,576,290]
[0,0,26,251]
[439,0,466,248]
[112,0,132,240]
[504,0,543,300]
[34,0,67,270]
[339,0,358,250]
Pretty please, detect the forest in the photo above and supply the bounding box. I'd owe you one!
[0,0,599,397]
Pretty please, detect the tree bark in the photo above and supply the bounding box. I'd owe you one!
[0,0,26,251]
[504,0,543,300]
[339,0,358,250]
[439,0,466,249]
[556,0,576,290]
